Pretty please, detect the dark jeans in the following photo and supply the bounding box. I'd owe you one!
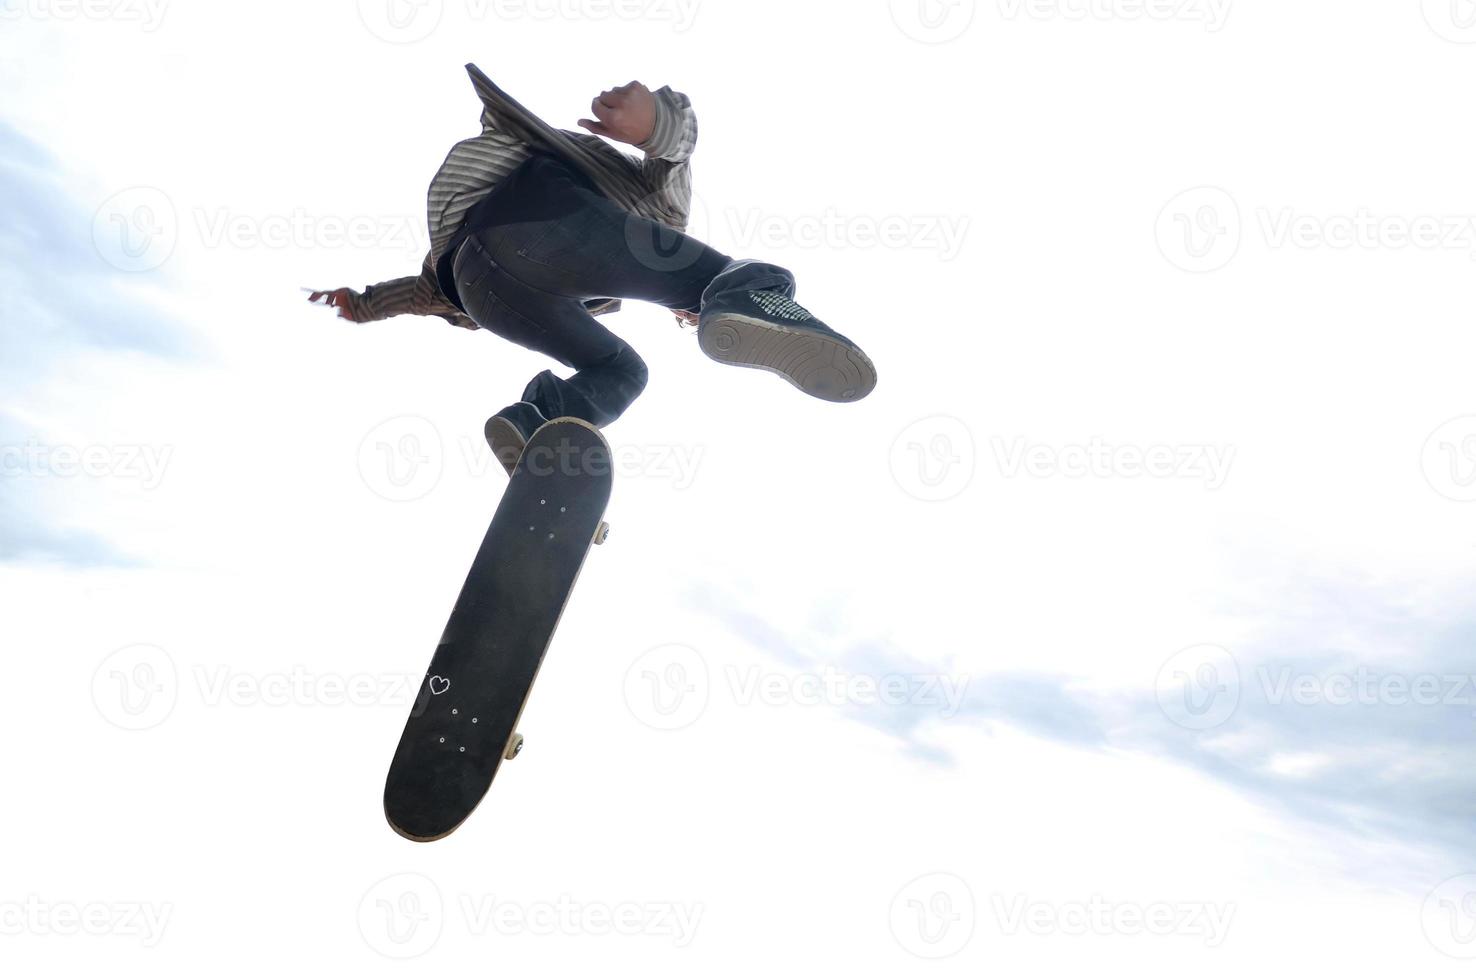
[450,153,796,427]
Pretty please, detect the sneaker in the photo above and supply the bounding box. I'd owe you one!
[483,402,548,476]
[698,290,877,402]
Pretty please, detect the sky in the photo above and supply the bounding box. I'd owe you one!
[4,1,1476,976]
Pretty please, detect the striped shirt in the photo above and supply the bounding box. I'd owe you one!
[340,63,699,328]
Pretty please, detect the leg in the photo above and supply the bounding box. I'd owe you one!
[469,153,796,314]
[453,235,647,428]
[463,153,875,403]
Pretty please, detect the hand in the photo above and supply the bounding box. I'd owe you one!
[578,81,656,147]
[306,287,356,320]
[670,308,699,328]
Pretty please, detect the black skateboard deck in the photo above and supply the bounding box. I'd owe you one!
[384,418,613,841]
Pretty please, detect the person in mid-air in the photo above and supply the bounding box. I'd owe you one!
[309,64,876,473]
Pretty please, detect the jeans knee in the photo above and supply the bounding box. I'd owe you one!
[619,346,649,394]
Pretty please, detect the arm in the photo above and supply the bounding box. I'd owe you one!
[578,81,698,167]
[578,81,699,321]
[308,253,477,330]
[344,276,417,322]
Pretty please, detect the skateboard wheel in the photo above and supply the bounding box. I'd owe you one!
[504,733,524,761]
[593,521,611,545]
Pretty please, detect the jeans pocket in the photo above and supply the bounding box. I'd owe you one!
[515,207,602,271]
[479,290,552,354]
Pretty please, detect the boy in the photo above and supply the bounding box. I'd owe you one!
[310,64,876,473]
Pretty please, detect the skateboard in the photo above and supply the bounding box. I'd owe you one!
[383,417,613,842]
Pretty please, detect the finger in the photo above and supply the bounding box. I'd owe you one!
[578,118,615,137]
[595,102,624,127]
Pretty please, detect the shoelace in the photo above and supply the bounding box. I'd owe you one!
[749,290,815,323]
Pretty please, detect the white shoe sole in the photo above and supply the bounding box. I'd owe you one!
[698,313,877,403]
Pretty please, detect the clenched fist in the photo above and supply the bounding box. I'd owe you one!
[578,81,657,147]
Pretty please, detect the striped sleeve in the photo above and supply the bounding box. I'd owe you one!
[634,87,698,235]
[343,253,478,330]
[636,86,698,164]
